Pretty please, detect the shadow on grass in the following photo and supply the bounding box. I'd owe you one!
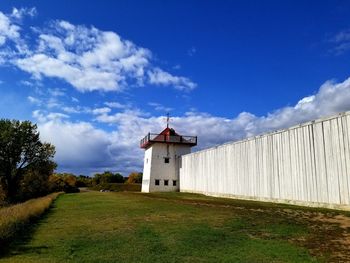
[0,202,57,259]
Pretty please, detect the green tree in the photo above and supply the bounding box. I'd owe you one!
[109,172,125,183]
[125,172,143,184]
[92,171,125,186]
[18,161,57,201]
[48,173,81,193]
[76,175,92,187]
[0,119,56,202]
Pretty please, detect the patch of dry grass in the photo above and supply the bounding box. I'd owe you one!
[0,192,61,245]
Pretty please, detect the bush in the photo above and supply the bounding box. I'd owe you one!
[0,192,61,247]
[48,173,83,193]
[17,169,51,202]
[76,175,92,187]
[125,172,143,184]
[63,185,80,193]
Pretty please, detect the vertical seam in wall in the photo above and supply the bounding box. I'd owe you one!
[277,133,281,198]
[321,121,330,203]
[300,127,305,200]
[343,116,350,202]
[336,117,343,204]
[288,130,293,200]
[295,128,300,200]
[340,116,350,204]
[303,125,309,202]
[269,135,273,198]
[310,123,319,202]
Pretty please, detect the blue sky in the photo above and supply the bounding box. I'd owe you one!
[0,1,350,175]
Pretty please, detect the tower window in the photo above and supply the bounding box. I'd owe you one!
[164,180,169,186]
[173,180,177,186]
[155,179,160,186]
[164,157,170,163]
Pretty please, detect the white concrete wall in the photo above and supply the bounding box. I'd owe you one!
[180,112,350,210]
[141,146,153,192]
[142,143,191,192]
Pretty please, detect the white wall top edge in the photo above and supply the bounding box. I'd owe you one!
[185,110,350,157]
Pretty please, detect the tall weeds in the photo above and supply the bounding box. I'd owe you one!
[0,192,61,245]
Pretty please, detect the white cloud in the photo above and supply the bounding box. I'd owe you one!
[20,80,34,86]
[26,83,89,116]
[94,108,148,124]
[148,68,197,91]
[32,110,45,122]
[62,107,80,114]
[187,47,196,56]
[329,29,350,55]
[38,120,115,173]
[62,106,91,114]
[27,95,41,105]
[104,101,127,109]
[92,107,111,115]
[32,110,69,123]
[0,8,34,58]
[332,30,350,43]
[148,102,173,112]
[0,11,20,46]
[48,88,65,97]
[27,84,67,111]
[47,112,69,121]
[46,96,62,109]
[11,7,37,20]
[50,75,349,175]
[4,17,196,93]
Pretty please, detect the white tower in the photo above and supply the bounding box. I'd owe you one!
[140,118,197,193]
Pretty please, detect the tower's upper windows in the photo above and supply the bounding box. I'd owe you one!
[164,157,170,163]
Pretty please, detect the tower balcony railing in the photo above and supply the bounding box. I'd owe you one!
[140,133,197,148]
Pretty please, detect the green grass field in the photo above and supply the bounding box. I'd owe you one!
[1,191,349,262]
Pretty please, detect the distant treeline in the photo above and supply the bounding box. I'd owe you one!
[56,171,143,190]
[88,171,142,192]
[91,171,142,185]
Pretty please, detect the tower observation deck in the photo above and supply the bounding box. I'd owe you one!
[140,127,197,149]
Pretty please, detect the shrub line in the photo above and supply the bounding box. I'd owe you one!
[0,192,62,247]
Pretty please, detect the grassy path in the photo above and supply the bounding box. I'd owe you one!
[1,191,349,262]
